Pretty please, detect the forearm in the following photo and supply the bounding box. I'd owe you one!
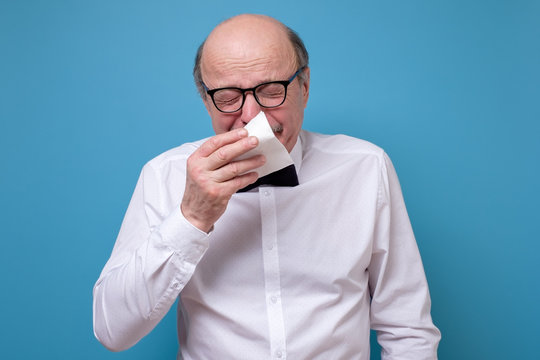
[93,207,209,351]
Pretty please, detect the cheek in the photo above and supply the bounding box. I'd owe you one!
[271,97,304,129]
[210,111,240,134]
[209,118,226,135]
[286,96,306,127]
[205,98,241,134]
[212,119,232,134]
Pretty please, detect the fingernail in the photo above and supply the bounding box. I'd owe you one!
[238,128,248,137]
[249,136,258,145]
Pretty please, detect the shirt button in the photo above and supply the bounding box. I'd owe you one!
[173,282,181,290]
[267,243,274,250]
[270,296,278,304]
[276,350,283,358]
[263,190,270,197]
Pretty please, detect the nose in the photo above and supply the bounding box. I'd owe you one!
[240,92,262,124]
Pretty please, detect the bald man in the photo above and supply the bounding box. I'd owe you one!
[94,14,440,359]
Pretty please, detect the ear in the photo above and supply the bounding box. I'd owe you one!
[301,66,310,108]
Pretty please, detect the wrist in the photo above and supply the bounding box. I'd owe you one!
[180,203,214,234]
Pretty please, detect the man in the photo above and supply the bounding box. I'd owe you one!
[94,14,441,359]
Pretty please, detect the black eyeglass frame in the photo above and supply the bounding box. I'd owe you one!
[201,66,306,113]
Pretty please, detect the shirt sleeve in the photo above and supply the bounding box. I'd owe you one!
[92,161,209,351]
[368,152,441,360]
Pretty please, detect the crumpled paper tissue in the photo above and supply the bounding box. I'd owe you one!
[234,111,293,178]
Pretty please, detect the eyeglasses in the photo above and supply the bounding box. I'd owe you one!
[202,67,306,113]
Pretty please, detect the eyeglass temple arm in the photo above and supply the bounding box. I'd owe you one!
[288,66,306,82]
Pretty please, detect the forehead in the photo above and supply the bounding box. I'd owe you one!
[201,17,296,88]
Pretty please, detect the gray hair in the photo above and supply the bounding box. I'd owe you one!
[193,25,309,98]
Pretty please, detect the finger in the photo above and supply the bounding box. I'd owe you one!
[206,135,259,171]
[226,171,259,192]
[197,128,249,158]
[211,155,266,183]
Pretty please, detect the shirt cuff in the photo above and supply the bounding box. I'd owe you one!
[158,205,210,264]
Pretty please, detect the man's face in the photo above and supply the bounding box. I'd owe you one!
[200,16,310,153]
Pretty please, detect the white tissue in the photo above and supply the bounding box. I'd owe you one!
[235,111,293,178]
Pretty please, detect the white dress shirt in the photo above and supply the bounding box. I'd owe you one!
[93,130,441,359]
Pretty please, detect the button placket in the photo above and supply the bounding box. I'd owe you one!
[259,188,287,359]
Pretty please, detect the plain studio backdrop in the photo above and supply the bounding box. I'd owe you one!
[1,1,538,359]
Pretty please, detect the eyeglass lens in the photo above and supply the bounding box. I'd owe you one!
[213,82,286,112]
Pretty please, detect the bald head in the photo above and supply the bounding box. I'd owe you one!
[205,15,290,52]
[193,15,309,97]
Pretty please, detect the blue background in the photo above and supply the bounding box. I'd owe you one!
[1,1,539,359]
